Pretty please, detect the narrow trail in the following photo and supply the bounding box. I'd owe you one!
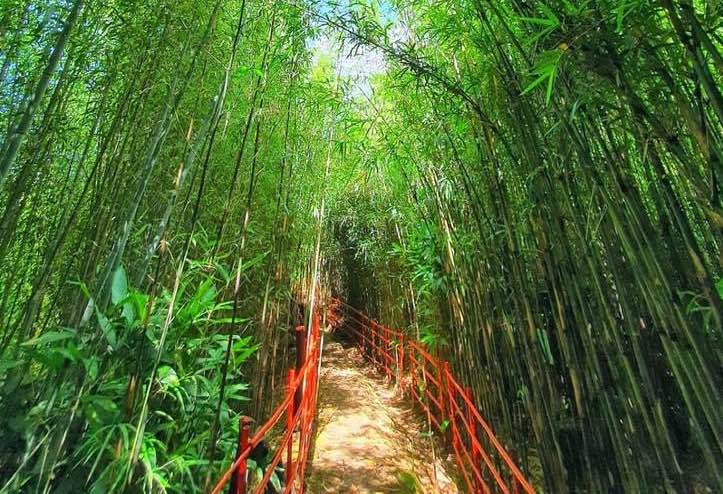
[307,336,459,494]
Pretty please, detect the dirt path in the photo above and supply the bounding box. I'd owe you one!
[307,337,459,494]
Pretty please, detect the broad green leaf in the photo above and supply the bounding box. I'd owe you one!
[158,365,180,387]
[22,329,76,347]
[84,395,119,413]
[118,288,148,326]
[83,357,99,380]
[56,345,81,362]
[111,265,128,305]
[130,289,149,323]
[270,472,282,492]
[96,308,117,350]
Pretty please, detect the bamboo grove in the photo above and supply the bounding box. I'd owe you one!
[0,0,721,493]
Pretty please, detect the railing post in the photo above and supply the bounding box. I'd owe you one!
[369,320,376,367]
[381,327,387,376]
[374,322,384,372]
[286,369,296,489]
[445,363,457,448]
[383,326,389,379]
[399,334,405,378]
[394,335,401,389]
[410,344,417,402]
[465,386,484,492]
[421,358,430,413]
[298,361,311,494]
[438,361,448,430]
[386,327,393,380]
[231,416,252,494]
[444,362,476,493]
[294,324,306,410]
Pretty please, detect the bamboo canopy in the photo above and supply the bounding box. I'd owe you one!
[0,0,720,492]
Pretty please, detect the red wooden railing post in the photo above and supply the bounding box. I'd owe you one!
[420,358,428,409]
[398,334,404,374]
[445,362,476,493]
[294,324,306,410]
[446,364,458,448]
[386,328,393,380]
[231,416,252,494]
[369,320,377,368]
[384,326,391,379]
[410,344,417,402]
[394,334,402,389]
[438,361,449,430]
[382,327,388,377]
[466,386,483,492]
[375,323,382,372]
[298,359,311,493]
[376,324,382,371]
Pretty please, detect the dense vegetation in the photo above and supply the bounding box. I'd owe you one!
[0,0,720,493]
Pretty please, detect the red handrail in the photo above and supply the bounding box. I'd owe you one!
[332,298,536,494]
[208,304,323,494]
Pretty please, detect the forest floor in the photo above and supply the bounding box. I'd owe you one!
[306,336,459,494]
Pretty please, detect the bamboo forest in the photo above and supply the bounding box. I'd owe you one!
[0,0,721,492]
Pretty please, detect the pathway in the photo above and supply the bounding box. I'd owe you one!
[306,336,459,494]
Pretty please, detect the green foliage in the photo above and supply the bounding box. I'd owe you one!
[0,0,721,492]
[521,49,564,104]
[395,470,423,493]
[318,0,723,492]
[518,4,561,43]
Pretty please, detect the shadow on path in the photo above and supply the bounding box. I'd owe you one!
[307,336,458,494]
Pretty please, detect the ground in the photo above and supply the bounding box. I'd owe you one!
[306,336,459,494]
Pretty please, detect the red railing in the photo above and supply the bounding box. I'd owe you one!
[209,306,323,494]
[333,299,536,494]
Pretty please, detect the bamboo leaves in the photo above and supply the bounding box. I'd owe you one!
[21,329,76,348]
[536,328,554,365]
[521,48,564,104]
[111,265,128,306]
[324,0,722,492]
[518,4,561,43]
[0,1,322,491]
[613,0,642,32]
[95,307,117,350]
[111,264,140,326]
